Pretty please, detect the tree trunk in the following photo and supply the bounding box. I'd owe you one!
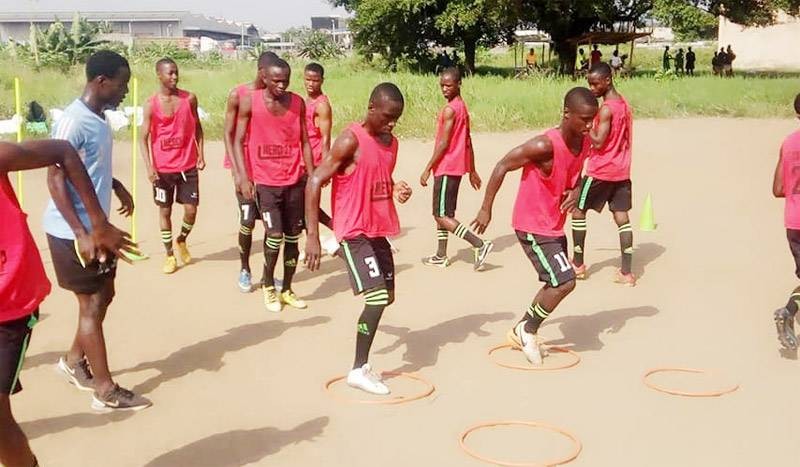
[553,38,577,76]
[463,36,477,76]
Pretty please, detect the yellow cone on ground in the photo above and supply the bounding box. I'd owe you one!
[639,194,656,231]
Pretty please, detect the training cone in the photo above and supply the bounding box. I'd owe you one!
[639,194,656,231]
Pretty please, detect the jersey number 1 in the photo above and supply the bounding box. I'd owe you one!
[552,252,572,273]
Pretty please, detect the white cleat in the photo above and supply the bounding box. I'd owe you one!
[347,364,390,395]
[514,322,543,366]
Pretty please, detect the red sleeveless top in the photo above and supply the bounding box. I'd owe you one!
[782,129,800,229]
[433,96,472,177]
[149,90,198,173]
[305,94,330,166]
[248,91,304,187]
[0,174,50,322]
[587,97,632,181]
[512,129,591,237]
[224,83,252,170]
[332,123,400,241]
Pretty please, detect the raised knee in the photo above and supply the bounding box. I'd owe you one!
[557,279,576,295]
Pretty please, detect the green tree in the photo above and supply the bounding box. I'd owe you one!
[24,13,110,69]
[298,30,343,60]
[652,0,717,41]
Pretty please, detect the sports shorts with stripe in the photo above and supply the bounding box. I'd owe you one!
[432,175,461,217]
[338,235,395,295]
[516,230,575,287]
[0,310,38,395]
[577,176,632,213]
[256,180,305,236]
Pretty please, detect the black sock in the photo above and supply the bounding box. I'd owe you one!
[282,234,300,291]
[523,302,550,335]
[454,223,483,248]
[238,223,254,272]
[354,290,390,368]
[161,230,173,256]
[176,220,194,244]
[618,222,633,274]
[786,288,800,316]
[436,229,448,257]
[262,235,282,288]
[571,218,586,266]
[319,209,333,229]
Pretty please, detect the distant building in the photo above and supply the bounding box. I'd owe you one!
[718,11,800,70]
[310,15,352,48]
[0,11,260,46]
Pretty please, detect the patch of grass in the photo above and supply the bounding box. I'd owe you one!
[0,50,797,141]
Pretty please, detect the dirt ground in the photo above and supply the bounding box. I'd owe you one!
[11,118,800,466]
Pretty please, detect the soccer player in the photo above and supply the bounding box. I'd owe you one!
[304,62,332,167]
[305,83,412,395]
[420,67,492,269]
[571,62,636,286]
[472,87,597,365]
[224,52,277,292]
[140,58,205,274]
[1,139,133,467]
[772,93,800,350]
[233,58,314,312]
[46,50,152,410]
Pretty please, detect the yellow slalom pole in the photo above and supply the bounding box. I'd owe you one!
[123,77,148,262]
[14,77,23,206]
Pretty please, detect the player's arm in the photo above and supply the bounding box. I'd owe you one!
[233,93,255,200]
[589,104,612,148]
[774,149,785,198]
[189,92,205,170]
[467,132,481,190]
[317,100,333,161]
[299,99,314,176]
[139,101,157,183]
[305,129,358,271]
[223,88,241,173]
[111,178,134,218]
[420,106,456,187]
[471,136,554,234]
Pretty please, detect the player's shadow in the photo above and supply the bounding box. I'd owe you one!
[585,242,665,279]
[542,306,659,352]
[779,347,798,360]
[22,350,63,370]
[305,264,413,301]
[144,416,329,467]
[450,233,518,270]
[115,316,330,395]
[20,411,136,440]
[375,312,515,373]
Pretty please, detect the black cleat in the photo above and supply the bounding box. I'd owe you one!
[774,307,798,350]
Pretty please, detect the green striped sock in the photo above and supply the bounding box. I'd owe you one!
[161,230,173,254]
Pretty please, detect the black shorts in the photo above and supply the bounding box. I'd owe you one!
[339,236,395,295]
[788,229,800,278]
[0,311,38,395]
[153,168,200,207]
[432,175,461,217]
[516,231,575,287]
[577,177,632,213]
[256,180,305,236]
[47,234,117,295]
[236,190,258,227]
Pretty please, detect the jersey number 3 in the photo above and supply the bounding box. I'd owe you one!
[364,257,381,278]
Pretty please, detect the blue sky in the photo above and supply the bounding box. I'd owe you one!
[6,0,348,32]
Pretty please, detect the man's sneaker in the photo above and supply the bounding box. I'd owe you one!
[614,269,637,287]
[280,289,307,309]
[263,286,282,313]
[507,322,544,365]
[347,364,390,395]
[474,241,494,271]
[176,242,192,265]
[422,254,450,268]
[91,384,152,412]
[163,256,178,274]
[572,262,587,279]
[238,269,253,293]
[774,307,798,350]
[57,356,95,391]
[322,236,341,256]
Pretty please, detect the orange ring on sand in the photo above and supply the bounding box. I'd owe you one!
[643,368,740,397]
[459,420,582,467]
[488,344,581,371]
[323,371,435,405]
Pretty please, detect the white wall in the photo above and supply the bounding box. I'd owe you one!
[718,11,800,70]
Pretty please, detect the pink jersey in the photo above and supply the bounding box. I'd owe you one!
[305,94,330,166]
[782,129,800,229]
[433,96,472,177]
[224,84,252,170]
[0,175,50,322]
[149,90,198,173]
[512,129,591,237]
[587,97,632,181]
[248,91,304,187]
[332,123,400,241]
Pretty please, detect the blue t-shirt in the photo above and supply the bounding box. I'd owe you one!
[42,99,113,240]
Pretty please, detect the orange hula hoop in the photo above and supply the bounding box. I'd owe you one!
[323,371,435,405]
[459,420,582,467]
[643,367,740,397]
[488,344,581,371]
